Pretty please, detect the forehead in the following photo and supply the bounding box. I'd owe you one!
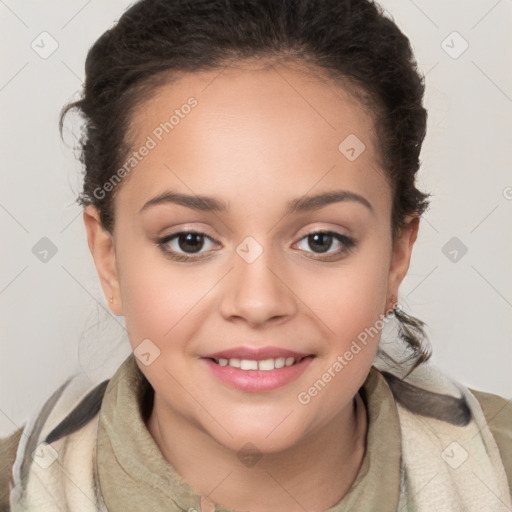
[116,62,391,217]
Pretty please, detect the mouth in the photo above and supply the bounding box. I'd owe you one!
[199,347,316,392]
[204,354,313,371]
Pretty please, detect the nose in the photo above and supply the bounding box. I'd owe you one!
[219,243,298,328]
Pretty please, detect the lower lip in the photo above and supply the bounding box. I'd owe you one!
[201,356,315,392]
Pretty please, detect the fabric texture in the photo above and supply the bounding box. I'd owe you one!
[5,352,512,511]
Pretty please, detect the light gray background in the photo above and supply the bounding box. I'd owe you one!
[1,0,511,437]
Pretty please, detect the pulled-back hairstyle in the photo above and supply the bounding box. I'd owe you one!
[60,0,432,371]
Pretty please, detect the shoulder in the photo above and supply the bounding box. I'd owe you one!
[0,376,110,511]
[470,388,512,491]
[0,427,24,511]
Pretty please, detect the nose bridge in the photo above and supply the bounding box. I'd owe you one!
[219,235,297,326]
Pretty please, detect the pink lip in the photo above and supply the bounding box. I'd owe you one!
[200,347,315,393]
[201,346,310,361]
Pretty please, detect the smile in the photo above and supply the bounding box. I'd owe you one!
[201,354,315,392]
[210,356,307,371]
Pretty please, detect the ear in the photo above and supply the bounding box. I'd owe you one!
[387,215,420,307]
[83,205,123,316]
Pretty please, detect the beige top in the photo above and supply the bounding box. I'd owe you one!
[2,353,512,511]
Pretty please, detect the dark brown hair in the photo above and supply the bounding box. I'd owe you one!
[60,0,432,371]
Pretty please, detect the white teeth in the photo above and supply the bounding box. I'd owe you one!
[240,359,258,370]
[215,356,300,370]
[274,357,286,369]
[258,359,275,371]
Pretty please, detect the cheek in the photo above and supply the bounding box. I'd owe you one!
[115,237,211,351]
[299,273,390,434]
[295,237,391,395]
[302,239,391,341]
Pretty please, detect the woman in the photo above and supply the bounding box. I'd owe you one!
[2,0,511,510]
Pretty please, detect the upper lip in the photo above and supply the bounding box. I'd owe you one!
[201,346,312,361]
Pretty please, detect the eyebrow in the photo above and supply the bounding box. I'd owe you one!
[139,189,374,216]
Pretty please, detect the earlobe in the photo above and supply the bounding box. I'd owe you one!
[387,215,420,302]
[82,205,123,315]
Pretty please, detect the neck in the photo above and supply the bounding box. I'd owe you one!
[146,392,367,512]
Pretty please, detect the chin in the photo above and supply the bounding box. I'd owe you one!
[206,418,308,456]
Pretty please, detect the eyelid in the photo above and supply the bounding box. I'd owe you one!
[157,222,217,237]
[294,224,353,242]
[158,230,218,247]
[158,225,351,245]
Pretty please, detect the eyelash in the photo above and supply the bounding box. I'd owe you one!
[156,229,356,263]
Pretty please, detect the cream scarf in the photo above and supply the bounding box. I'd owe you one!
[9,355,511,511]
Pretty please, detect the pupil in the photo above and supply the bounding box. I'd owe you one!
[179,233,204,253]
[309,233,332,253]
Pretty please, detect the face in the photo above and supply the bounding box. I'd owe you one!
[84,60,418,454]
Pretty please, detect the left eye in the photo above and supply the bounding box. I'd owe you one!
[295,231,354,255]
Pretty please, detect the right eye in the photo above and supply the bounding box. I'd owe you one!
[157,231,219,262]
